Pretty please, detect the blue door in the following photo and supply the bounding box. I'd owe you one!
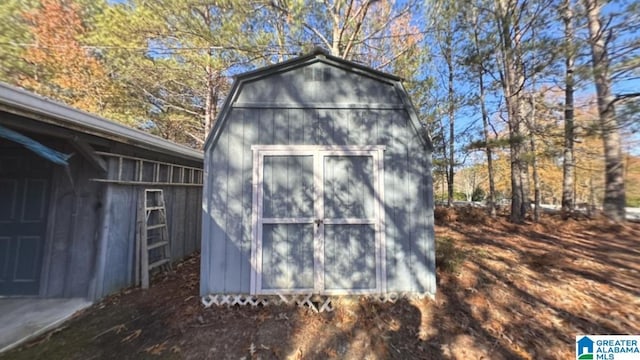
[0,148,52,295]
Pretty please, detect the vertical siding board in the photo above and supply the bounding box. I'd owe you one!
[273,109,289,145]
[169,187,184,259]
[317,109,332,145]
[91,183,113,300]
[332,110,349,145]
[200,150,213,295]
[380,112,395,291]
[288,109,304,144]
[179,186,190,259]
[102,186,133,296]
[405,133,425,292]
[165,187,176,258]
[408,136,433,293]
[163,187,174,255]
[366,110,375,145]
[195,187,203,254]
[385,111,413,292]
[46,166,74,297]
[240,109,256,292]
[209,119,230,293]
[303,109,315,144]
[223,111,245,293]
[424,152,436,294]
[183,187,195,255]
[164,187,174,257]
[259,109,275,145]
[399,113,415,292]
[127,187,138,287]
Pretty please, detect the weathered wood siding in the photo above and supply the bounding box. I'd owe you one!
[39,154,202,300]
[1,111,203,301]
[93,183,202,299]
[202,61,435,296]
[40,144,102,298]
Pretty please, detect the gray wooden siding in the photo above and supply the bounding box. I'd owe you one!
[1,114,203,300]
[203,106,434,295]
[41,154,202,300]
[41,150,102,298]
[94,183,202,299]
[236,63,402,106]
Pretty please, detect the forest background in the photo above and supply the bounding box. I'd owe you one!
[0,0,638,221]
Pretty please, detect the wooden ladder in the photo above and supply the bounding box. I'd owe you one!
[137,188,171,289]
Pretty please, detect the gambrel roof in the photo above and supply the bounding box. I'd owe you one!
[204,49,431,151]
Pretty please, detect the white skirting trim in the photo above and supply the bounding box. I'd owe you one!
[201,292,433,313]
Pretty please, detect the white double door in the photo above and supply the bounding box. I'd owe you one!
[251,146,385,295]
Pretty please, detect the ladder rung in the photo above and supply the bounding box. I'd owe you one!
[147,223,166,230]
[146,206,166,211]
[148,241,169,250]
[149,258,170,270]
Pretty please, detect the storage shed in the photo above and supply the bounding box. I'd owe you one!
[0,83,203,301]
[201,50,435,306]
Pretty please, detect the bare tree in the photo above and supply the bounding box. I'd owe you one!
[494,0,530,222]
[561,0,576,218]
[582,0,626,221]
[468,4,497,216]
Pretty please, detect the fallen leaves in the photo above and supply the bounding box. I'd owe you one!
[144,341,168,355]
[121,329,142,343]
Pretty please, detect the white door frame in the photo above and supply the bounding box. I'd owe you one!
[250,145,386,295]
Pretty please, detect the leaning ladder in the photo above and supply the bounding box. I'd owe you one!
[137,189,172,289]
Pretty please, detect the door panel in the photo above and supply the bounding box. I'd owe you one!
[0,149,51,295]
[263,156,314,218]
[324,224,376,290]
[254,147,383,295]
[323,156,374,219]
[21,179,48,222]
[0,179,17,222]
[13,236,42,281]
[259,154,315,292]
[261,224,314,290]
[0,237,10,283]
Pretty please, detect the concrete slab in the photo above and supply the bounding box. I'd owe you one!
[0,298,92,353]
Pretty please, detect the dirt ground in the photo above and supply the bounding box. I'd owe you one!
[2,210,639,360]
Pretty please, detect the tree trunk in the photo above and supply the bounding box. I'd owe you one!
[561,0,576,219]
[204,65,215,140]
[479,71,496,217]
[446,35,455,207]
[529,96,540,222]
[583,0,626,221]
[513,24,530,220]
[203,9,215,143]
[471,9,496,217]
[495,0,527,223]
[439,117,451,207]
